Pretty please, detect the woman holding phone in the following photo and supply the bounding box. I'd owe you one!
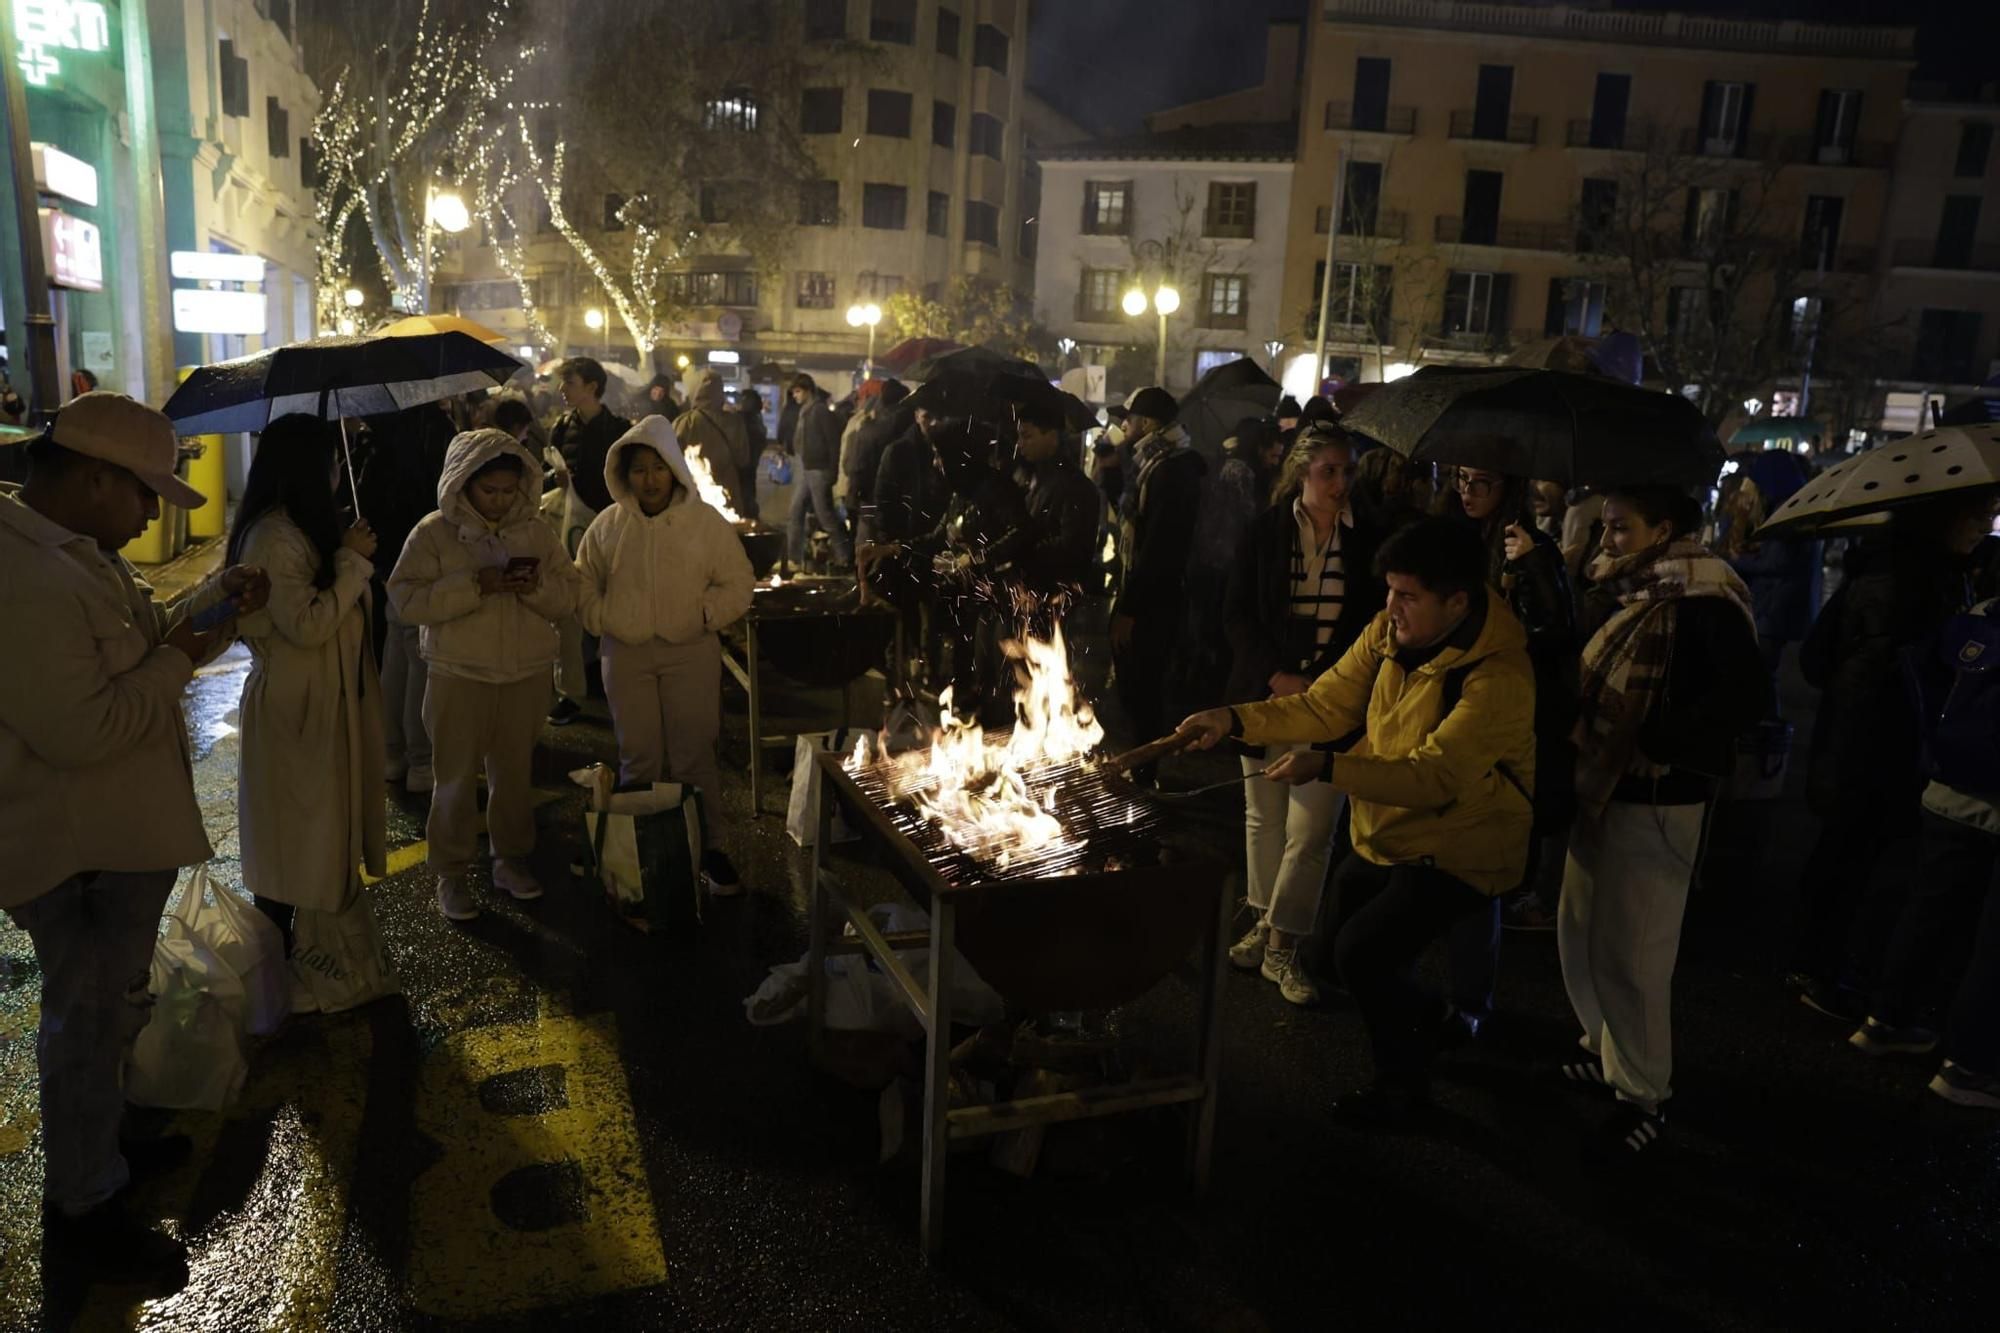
[390,429,577,922]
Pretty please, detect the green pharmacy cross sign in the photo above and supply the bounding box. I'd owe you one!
[14,0,111,87]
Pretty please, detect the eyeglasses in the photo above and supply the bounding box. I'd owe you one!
[1454,471,1498,496]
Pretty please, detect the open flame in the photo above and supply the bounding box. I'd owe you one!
[683,444,743,523]
[851,629,1103,869]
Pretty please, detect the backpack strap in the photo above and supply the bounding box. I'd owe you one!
[1439,661,1534,806]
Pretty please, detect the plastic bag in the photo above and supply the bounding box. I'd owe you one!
[740,905,1002,1035]
[786,732,861,848]
[290,897,398,1015]
[127,936,249,1110]
[167,867,290,1036]
[574,764,705,936]
[759,447,794,487]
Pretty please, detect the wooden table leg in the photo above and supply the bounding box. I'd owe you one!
[920,897,957,1262]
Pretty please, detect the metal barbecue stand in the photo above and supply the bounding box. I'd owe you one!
[806,750,1230,1261]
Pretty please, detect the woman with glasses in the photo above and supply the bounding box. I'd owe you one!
[1221,427,1386,1004]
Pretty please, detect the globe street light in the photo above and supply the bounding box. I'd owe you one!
[1121,288,1148,318]
[417,165,471,313]
[846,301,883,376]
[1124,285,1180,384]
[584,306,606,332]
[676,353,692,370]
[337,316,357,336]
[343,287,365,309]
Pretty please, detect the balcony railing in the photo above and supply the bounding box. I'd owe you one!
[1321,2,1913,60]
[1798,243,1876,274]
[1301,309,1388,341]
[1564,117,1657,150]
[1448,110,1538,144]
[1421,327,1541,355]
[1315,206,1408,240]
[1675,127,1776,160]
[1775,135,1892,169]
[1891,239,2000,271]
[1325,101,1417,134]
[1435,216,1571,251]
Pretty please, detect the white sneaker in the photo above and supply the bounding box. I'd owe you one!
[435,875,479,922]
[492,858,543,901]
[405,766,435,794]
[1260,946,1319,1006]
[1229,920,1271,970]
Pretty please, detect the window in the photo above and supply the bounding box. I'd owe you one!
[973,23,1009,72]
[1667,285,1709,342]
[1913,309,1983,383]
[862,184,908,229]
[704,88,760,132]
[1937,195,1982,268]
[1588,72,1631,149]
[1314,261,1393,332]
[937,7,960,56]
[927,190,950,236]
[1460,169,1502,246]
[266,98,289,158]
[855,272,904,300]
[667,270,759,307]
[1956,123,1994,179]
[603,192,627,231]
[867,89,913,138]
[1205,182,1256,239]
[1341,161,1382,235]
[1472,64,1514,141]
[219,40,249,117]
[1577,177,1617,251]
[1699,80,1754,156]
[801,88,843,135]
[1790,295,1821,359]
[1083,180,1130,235]
[964,200,1000,247]
[1683,186,1733,251]
[1801,195,1844,268]
[1201,273,1248,329]
[796,273,836,309]
[799,179,839,226]
[1079,267,1127,320]
[1813,90,1861,165]
[1193,349,1247,380]
[931,100,956,148]
[264,0,293,39]
[969,113,1004,160]
[1353,57,1391,133]
[870,0,915,43]
[1441,270,1510,337]
[805,0,846,41]
[1542,278,1605,337]
[700,182,750,224]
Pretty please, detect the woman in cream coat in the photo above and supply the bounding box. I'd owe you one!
[577,415,755,891]
[230,415,386,941]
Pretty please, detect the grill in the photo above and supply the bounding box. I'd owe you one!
[806,748,1228,1260]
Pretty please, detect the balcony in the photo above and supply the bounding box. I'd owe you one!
[1675,127,1775,160]
[1891,239,2000,271]
[1776,135,1892,170]
[1421,327,1541,356]
[1324,101,1417,135]
[1448,111,1538,145]
[1314,206,1408,240]
[1435,216,1571,251]
[1798,243,1876,275]
[1564,118,1657,151]
[1300,309,1389,341]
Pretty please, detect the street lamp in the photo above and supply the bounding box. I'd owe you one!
[416,162,471,313]
[337,316,357,336]
[343,287,364,309]
[675,353,692,370]
[1124,285,1179,385]
[846,302,883,376]
[584,307,606,331]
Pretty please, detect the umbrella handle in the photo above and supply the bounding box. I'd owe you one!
[338,416,361,522]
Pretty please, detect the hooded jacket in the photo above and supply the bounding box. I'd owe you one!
[576,416,756,645]
[674,370,752,487]
[1232,595,1537,895]
[389,430,579,684]
[791,390,841,471]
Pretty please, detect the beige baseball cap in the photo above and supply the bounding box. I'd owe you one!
[50,391,207,508]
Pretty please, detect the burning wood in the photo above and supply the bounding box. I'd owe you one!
[684,444,743,522]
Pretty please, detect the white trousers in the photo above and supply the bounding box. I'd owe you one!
[1241,745,1346,938]
[1558,799,1705,1112]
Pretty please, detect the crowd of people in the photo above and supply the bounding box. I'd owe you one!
[5,358,2000,1299]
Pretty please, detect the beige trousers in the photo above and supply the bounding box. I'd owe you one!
[423,673,550,873]
[601,633,723,811]
[554,614,588,703]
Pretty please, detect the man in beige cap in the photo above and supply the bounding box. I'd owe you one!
[0,391,269,1292]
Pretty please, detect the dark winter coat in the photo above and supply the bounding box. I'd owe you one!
[870,431,952,545]
[1010,450,1102,594]
[550,405,632,515]
[1501,523,1580,826]
[1113,442,1206,625]
[1733,535,1825,645]
[1609,597,1772,805]
[1223,501,1385,707]
[791,393,841,471]
[844,411,904,505]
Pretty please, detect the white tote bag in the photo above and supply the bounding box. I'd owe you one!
[166,867,291,1036]
[289,896,399,1015]
[126,935,249,1111]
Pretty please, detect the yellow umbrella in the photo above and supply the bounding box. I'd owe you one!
[375,313,512,345]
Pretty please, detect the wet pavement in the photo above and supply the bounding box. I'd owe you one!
[2,627,1997,1331]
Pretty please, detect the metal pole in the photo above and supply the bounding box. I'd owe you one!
[865,321,876,379]
[1797,248,1827,422]
[0,0,61,419]
[1155,309,1167,385]
[1311,142,1348,392]
[123,0,175,405]
[419,191,433,316]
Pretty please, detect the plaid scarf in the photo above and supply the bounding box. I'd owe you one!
[1573,539,1755,816]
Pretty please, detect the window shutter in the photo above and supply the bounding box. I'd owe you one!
[1725,187,1741,236]
[1544,277,1566,336]
[1243,184,1257,239]
[1736,84,1757,156]
[1374,265,1394,330]
[1491,273,1514,335]
[1681,189,1700,248]
[1440,276,1456,336]
[1698,81,1719,140]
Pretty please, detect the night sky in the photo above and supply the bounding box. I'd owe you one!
[1030,0,2000,135]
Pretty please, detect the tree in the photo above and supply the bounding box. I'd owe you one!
[883,277,1047,363]
[1121,179,1240,384]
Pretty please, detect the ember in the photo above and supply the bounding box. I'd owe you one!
[683,444,743,522]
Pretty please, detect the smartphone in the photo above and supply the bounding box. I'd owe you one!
[505,556,540,577]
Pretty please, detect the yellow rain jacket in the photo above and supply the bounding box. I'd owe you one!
[1233,595,1537,895]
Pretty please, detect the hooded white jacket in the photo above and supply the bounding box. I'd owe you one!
[576,416,755,645]
[389,429,579,684]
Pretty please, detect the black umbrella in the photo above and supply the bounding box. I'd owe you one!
[1176,357,1282,463]
[1338,365,1722,489]
[907,345,1043,383]
[902,368,1095,435]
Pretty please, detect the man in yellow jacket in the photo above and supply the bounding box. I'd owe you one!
[1178,516,1536,1123]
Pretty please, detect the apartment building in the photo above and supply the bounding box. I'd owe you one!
[1286,0,1914,409]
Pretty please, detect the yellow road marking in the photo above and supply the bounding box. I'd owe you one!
[362,788,565,885]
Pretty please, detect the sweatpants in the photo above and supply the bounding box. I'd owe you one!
[1241,746,1344,938]
[380,612,432,779]
[1558,799,1705,1112]
[1875,809,2000,1074]
[602,633,723,804]
[1326,853,1490,1086]
[554,614,589,704]
[7,868,177,1214]
[423,673,550,874]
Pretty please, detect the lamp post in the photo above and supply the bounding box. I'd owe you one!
[846,302,882,377]
[417,168,470,313]
[1124,284,1179,385]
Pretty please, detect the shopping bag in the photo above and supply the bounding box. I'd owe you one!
[127,935,249,1110]
[289,896,399,1014]
[166,867,290,1036]
[786,731,861,848]
[577,765,705,936]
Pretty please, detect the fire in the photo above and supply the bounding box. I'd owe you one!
[683,445,743,522]
[852,629,1103,869]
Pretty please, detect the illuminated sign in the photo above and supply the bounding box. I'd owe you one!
[706,349,741,365]
[14,1,110,87]
[170,250,267,283]
[172,289,268,335]
[30,141,97,206]
[39,207,100,290]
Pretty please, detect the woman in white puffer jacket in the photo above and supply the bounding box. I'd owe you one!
[577,415,756,891]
